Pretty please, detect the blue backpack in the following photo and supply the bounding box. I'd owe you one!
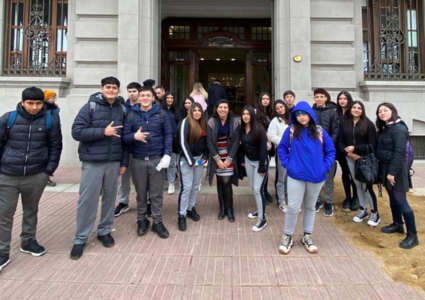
[5,110,52,141]
[406,140,414,174]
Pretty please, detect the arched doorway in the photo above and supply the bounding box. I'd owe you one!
[161,18,271,114]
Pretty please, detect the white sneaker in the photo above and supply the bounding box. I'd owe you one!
[167,184,175,195]
[367,212,381,227]
[252,219,267,232]
[278,234,293,254]
[301,234,318,253]
[353,209,368,223]
[247,211,258,219]
[278,203,288,213]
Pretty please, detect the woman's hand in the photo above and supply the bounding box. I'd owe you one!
[216,159,225,169]
[241,163,245,167]
[223,160,230,168]
[387,174,395,186]
[345,146,355,153]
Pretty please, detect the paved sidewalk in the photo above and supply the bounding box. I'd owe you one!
[0,165,424,300]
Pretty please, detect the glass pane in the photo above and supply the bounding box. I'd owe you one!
[11,3,24,26]
[57,3,68,26]
[252,65,271,107]
[56,29,68,51]
[407,10,417,30]
[408,31,417,48]
[169,65,190,109]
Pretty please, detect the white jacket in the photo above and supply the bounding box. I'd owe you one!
[267,116,289,146]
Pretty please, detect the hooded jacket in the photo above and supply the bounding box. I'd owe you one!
[122,103,173,158]
[277,101,335,183]
[0,103,62,176]
[72,93,128,166]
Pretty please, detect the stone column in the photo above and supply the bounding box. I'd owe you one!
[274,0,311,100]
[117,0,160,85]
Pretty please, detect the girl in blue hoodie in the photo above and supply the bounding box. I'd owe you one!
[277,101,335,255]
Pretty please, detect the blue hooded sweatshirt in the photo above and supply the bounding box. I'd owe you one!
[277,101,335,183]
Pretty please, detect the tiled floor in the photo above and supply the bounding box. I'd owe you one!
[0,166,424,300]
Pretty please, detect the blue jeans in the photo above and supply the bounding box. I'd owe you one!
[385,188,417,234]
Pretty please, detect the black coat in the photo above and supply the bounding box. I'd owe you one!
[72,93,129,166]
[376,121,411,192]
[178,118,209,166]
[0,103,62,176]
[207,84,227,115]
[338,118,376,155]
[312,103,339,145]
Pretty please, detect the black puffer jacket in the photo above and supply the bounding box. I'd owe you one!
[338,118,376,155]
[0,103,62,176]
[312,103,339,144]
[376,120,410,192]
[72,93,129,166]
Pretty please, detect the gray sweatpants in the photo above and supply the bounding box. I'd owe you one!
[317,162,336,204]
[275,155,287,204]
[0,172,49,255]
[131,157,165,223]
[166,153,177,184]
[177,155,203,216]
[284,177,324,236]
[73,161,120,245]
[244,157,267,220]
[118,155,133,205]
[346,157,376,211]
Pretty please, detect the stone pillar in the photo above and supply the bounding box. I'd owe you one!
[274,0,311,101]
[117,0,160,85]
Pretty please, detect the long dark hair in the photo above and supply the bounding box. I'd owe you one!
[349,101,368,135]
[240,105,265,143]
[181,96,194,119]
[293,112,319,140]
[336,91,354,116]
[274,99,290,124]
[187,102,206,145]
[211,99,234,120]
[162,91,180,122]
[256,92,274,118]
[375,102,400,134]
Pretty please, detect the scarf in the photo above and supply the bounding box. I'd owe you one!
[217,118,230,137]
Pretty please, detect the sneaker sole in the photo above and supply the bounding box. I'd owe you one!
[301,240,318,253]
[252,222,268,232]
[20,248,46,257]
[324,211,334,217]
[0,258,10,271]
[367,219,381,227]
[115,206,130,217]
[278,242,293,255]
[353,216,368,223]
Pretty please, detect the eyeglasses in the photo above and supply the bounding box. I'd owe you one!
[294,110,308,117]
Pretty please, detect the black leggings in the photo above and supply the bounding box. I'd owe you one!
[386,188,417,234]
[216,175,233,208]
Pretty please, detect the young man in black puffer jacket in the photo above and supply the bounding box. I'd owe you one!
[0,86,62,271]
[70,76,129,260]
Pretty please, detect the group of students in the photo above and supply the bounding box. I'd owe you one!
[0,78,419,273]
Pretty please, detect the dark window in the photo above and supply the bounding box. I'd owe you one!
[4,0,68,76]
[363,0,424,80]
[169,25,190,40]
[197,26,218,39]
[251,27,271,41]
[169,52,190,62]
[223,26,245,40]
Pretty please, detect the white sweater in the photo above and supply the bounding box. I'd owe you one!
[267,116,289,146]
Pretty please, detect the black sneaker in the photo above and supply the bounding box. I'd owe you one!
[342,198,350,210]
[46,179,56,187]
[350,197,359,211]
[70,243,86,260]
[252,219,267,232]
[137,219,150,236]
[301,234,318,253]
[0,254,10,271]
[315,202,323,212]
[20,238,46,257]
[187,208,200,222]
[115,203,130,217]
[324,203,334,217]
[152,222,169,239]
[399,232,419,249]
[178,215,187,231]
[381,222,405,234]
[97,233,115,248]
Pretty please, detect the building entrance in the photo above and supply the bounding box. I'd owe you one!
[161,18,272,114]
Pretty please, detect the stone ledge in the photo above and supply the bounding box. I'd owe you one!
[360,81,425,92]
[0,76,71,89]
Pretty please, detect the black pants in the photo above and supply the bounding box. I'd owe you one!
[216,175,233,209]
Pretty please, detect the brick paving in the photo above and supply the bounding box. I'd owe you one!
[0,165,424,300]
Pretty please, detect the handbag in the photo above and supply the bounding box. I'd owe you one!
[355,145,378,185]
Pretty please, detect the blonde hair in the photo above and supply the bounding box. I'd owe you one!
[190,82,208,100]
